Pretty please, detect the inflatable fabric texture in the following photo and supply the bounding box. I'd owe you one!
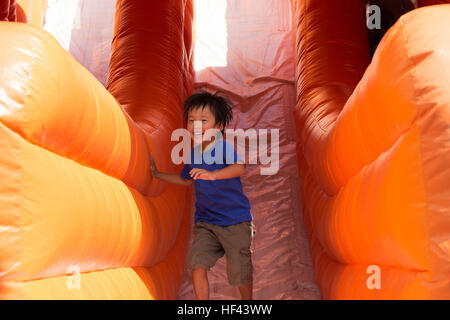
[418,0,450,6]
[107,0,195,198]
[30,0,320,300]
[0,0,194,299]
[1,0,449,300]
[1,0,48,25]
[42,1,115,86]
[293,0,450,299]
[15,0,47,26]
[0,0,15,21]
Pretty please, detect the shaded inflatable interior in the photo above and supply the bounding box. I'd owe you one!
[0,0,449,299]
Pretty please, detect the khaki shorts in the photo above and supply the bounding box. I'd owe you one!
[187,220,255,286]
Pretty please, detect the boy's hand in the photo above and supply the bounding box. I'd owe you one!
[189,168,216,180]
[150,153,159,178]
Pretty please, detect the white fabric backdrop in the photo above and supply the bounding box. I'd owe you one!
[44,0,115,86]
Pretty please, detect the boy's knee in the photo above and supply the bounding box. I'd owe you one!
[192,266,207,274]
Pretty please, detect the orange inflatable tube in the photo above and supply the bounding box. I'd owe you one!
[0,0,15,21]
[0,0,194,299]
[293,0,450,299]
[3,0,48,26]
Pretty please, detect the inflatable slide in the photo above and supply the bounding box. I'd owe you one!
[0,0,449,299]
[294,0,450,299]
[0,0,194,299]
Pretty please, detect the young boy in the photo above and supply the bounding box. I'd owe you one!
[150,91,254,300]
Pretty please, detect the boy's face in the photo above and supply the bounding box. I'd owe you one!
[187,105,223,144]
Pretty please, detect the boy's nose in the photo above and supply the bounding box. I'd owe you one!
[193,121,203,134]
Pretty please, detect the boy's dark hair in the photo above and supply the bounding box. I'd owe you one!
[183,91,233,134]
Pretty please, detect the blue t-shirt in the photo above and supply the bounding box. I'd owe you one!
[180,138,252,226]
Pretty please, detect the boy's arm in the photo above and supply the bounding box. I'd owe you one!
[189,163,245,180]
[150,153,193,186]
[154,171,193,186]
[189,140,246,180]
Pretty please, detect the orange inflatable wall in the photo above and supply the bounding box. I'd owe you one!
[15,0,47,26]
[0,0,15,21]
[1,0,48,25]
[293,0,450,299]
[0,0,194,299]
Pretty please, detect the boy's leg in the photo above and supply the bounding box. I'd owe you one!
[192,266,209,300]
[238,282,253,300]
[216,221,255,299]
[188,222,225,300]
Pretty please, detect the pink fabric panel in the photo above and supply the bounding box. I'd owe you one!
[176,0,321,300]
